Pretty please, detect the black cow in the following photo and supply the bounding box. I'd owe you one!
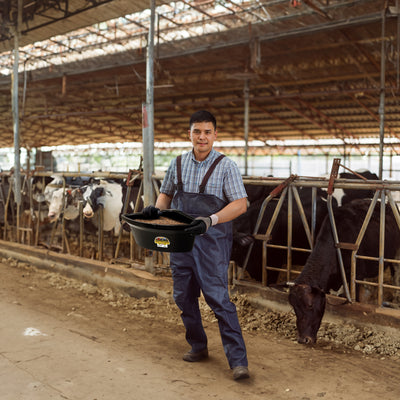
[338,170,379,205]
[244,182,274,205]
[288,198,400,345]
[231,186,335,284]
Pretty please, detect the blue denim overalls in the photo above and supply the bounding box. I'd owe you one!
[170,154,248,368]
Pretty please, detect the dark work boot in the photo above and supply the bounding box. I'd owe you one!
[182,348,209,362]
[232,366,250,380]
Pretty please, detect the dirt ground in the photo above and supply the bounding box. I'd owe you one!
[1,258,400,400]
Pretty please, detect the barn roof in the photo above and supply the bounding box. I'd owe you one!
[0,0,399,155]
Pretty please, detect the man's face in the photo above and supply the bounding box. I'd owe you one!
[189,121,217,160]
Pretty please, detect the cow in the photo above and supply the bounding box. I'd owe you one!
[40,176,95,204]
[82,180,121,234]
[244,182,274,205]
[45,175,144,236]
[31,176,55,203]
[338,170,379,206]
[231,186,336,284]
[44,175,105,221]
[288,198,400,345]
[82,179,143,235]
[47,187,85,222]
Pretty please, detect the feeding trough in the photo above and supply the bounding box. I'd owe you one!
[121,209,197,252]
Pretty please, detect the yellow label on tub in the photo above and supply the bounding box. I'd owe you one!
[154,236,170,248]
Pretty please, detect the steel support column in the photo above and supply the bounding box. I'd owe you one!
[244,79,249,176]
[378,6,387,179]
[142,0,156,273]
[12,0,23,243]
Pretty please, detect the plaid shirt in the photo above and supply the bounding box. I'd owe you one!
[160,148,247,203]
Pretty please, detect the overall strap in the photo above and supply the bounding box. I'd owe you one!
[199,154,225,194]
[176,155,183,191]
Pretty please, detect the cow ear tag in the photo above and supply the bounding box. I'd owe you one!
[154,236,170,248]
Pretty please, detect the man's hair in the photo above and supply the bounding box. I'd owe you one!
[189,110,217,131]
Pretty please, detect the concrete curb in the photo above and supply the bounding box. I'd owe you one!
[0,239,173,300]
[1,239,400,331]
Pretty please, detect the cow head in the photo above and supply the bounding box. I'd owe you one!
[48,188,82,222]
[288,283,326,345]
[47,188,64,222]
[83,186,105,218]
[31,176,55,203]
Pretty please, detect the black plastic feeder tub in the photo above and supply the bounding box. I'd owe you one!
[121,209,196,253]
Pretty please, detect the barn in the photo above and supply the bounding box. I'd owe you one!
[1,1,400,395]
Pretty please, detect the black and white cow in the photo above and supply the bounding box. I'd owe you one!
[338,170,379,205]
[82,179,143,235]
[319,169,379,206]
[31,176,54,203]
[231,186,335,284]
[288,198,400,345]
[44,176,97,222]
[44,175,144,236]
[82,180,124,234]
[42,176,95,204]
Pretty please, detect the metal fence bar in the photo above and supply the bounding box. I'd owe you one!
[349,190,380,301]
[378,190,386,304]
[327,193,352,303]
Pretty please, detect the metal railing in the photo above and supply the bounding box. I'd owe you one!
[1,164,400,306]
[235,164,400,307]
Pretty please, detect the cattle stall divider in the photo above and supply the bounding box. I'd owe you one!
[349,189,400,305]
[114,170,143,261]
[2,171,16,241]
[326,159,400,304]
[234,170,400,308]
[239,175,323,286]
[326,158,352,303]
[239,174,297,284]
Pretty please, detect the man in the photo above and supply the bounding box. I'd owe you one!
[143,110,249,380]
